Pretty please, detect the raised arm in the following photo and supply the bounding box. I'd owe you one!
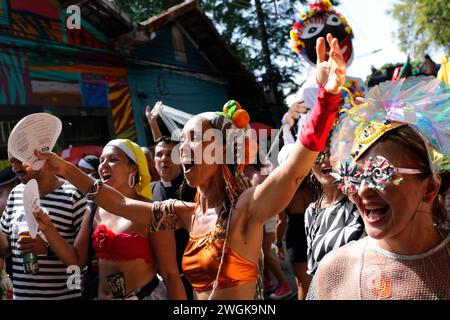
[33,152,195,226]
[146,103,163,142]
[248,34,345,224]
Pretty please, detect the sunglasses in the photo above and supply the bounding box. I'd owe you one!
[333,156,427,195]
[315,150,331,165]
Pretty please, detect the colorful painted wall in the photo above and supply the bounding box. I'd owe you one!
[0,0,136,141]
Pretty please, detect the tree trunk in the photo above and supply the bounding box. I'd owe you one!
[254,0,282,124]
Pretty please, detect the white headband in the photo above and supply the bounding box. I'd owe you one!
[105,139,137,163]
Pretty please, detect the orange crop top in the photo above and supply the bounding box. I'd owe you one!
[181,233,258,292]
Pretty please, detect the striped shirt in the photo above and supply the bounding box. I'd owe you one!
[0,181,86,300]
[305,196,365,275]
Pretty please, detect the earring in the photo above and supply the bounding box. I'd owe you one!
[128,173,135,188]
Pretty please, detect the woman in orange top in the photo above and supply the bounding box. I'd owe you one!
[32,34,345,300]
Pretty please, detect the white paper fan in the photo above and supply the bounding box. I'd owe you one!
[8,113,62,170]
[23,179,40,239]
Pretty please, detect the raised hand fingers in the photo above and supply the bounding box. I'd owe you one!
[326,33,333,46]
[329,37,345,68]
[34,150,53,160]
[33,207,45,221]
[316,37,326,64]
[287,107,302,119]
[291,101,308,114]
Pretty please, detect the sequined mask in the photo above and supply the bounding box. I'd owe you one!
[333,156,426,194]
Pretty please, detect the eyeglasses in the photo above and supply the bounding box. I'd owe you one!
[333,155,427,195]
[315,151,331,164]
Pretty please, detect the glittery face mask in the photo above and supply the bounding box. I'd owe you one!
[315,150,331,165]
[332,156,427,195]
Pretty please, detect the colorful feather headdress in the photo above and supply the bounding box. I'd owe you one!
[331,76,450,174]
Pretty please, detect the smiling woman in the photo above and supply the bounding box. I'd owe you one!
[34,139,187,300]
[307,76,450,300]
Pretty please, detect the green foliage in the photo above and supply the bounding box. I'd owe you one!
[366,60,422,84]
[389,0,450,59]
[112,0,343,102]
[199,0,310,99]
[112,0,165,22]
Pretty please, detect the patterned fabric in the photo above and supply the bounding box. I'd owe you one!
[305,196,364,275]
[0,182,86,300]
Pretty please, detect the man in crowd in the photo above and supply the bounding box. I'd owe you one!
[0,155,86,300]
[151,136,196,299]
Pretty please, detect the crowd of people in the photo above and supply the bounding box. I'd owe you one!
[0,6,449,300]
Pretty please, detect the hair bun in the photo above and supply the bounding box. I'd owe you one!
[223,100,242,117]
[222,100,250,128]
[232,109,250,128]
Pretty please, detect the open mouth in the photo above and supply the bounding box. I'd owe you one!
[101,172,112,182]
[364,204,389,223]
[321,167,333,175]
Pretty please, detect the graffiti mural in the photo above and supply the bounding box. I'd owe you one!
[0,44,31,105]
[0,0,9,26]
[0,0,136,140]
[109,83,136,141]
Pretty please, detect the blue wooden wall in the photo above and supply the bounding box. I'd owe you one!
[129,25,229,146]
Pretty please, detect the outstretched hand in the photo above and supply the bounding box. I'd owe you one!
[316,33,346,94]
[146,101,163,122]
[283,100,309,128]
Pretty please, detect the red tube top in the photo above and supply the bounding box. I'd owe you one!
[92,225,154,263]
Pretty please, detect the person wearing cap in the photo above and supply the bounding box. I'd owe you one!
[0,167,18,299]
[77,155,100,179]
[34,139,186,300]
[0,153,87,300]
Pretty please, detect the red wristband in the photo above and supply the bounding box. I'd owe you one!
[299,84,340,152]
